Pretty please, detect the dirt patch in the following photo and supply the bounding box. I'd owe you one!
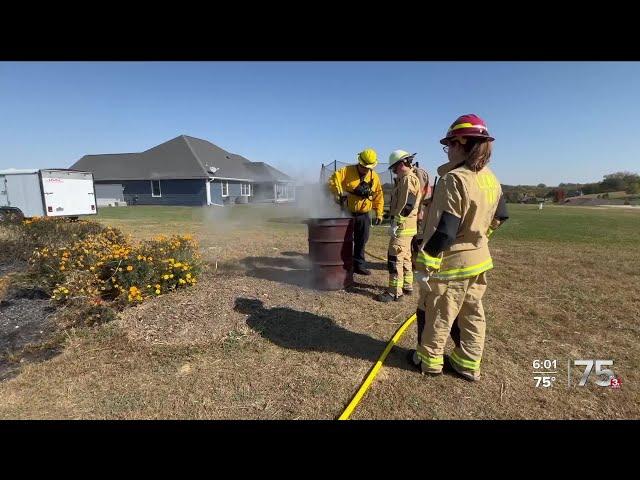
[0,260,27,278]
[0,257,64,382]
[0,290,61,381]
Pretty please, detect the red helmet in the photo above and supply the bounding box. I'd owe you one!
[440,114,495,145]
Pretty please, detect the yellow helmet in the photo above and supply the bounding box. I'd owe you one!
[357,148,378,169]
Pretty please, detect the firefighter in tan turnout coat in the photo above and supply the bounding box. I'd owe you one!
[377,150,423,302]
[409,114,509,381]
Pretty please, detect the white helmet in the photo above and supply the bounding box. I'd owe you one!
[388,150,415,170]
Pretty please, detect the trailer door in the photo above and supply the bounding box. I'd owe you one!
[41,170,97,216]
[0,176,8,207]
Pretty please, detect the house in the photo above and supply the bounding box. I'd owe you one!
[69,135,295,206]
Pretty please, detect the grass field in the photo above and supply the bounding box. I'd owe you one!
[0,203,638,419]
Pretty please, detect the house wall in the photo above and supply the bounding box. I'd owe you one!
[96,179,207,206]
[210,179,253,205]
[95,184,125,206]
[94,179,294,206]
[251,183,273,202]
[252,182,296,203]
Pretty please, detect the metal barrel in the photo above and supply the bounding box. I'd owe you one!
[307,217,354,290]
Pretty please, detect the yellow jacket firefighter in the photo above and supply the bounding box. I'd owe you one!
[417,161,504,280]
[328,165,384,219]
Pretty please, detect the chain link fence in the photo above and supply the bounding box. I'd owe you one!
[319,160,395,187]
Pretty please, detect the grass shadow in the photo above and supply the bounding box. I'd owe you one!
[240,256,314,289]
[234,297,415,372]
[344,285,380,300]
[240,255,381,299]
[365,261,387,271]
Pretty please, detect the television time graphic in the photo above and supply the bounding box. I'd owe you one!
[568,360,621,388]
[532,359,622,389]
[532,359,558,388]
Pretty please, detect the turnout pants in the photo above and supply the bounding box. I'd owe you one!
[387,235,414,296]
[352,212,371,270]
[415,272,488,378]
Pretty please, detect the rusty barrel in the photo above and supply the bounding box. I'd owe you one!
[307,217,354,290]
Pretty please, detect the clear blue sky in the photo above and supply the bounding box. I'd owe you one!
[1,61,638,186]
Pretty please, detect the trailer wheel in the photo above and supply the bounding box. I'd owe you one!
[0,207,25,224]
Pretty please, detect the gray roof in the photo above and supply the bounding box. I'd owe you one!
[69,135,292,183]
[245,162,292,182]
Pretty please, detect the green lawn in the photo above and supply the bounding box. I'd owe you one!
[96,203,640,247]
[493,204,640,246]
[96,204,304,223]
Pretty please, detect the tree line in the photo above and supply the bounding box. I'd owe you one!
[501,171,640,203]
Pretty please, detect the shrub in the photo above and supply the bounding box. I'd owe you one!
[30,227,201,306]
[6,217,202,326]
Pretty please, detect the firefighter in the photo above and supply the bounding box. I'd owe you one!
[377,150,422,302]
[409,114,509,381]
[411,164,432,272]
[328,149,384,275]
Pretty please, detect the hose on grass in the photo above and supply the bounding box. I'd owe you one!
[364,250,387,262]
[338,312,417,420]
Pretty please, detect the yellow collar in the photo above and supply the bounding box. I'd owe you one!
[437,161,464,177]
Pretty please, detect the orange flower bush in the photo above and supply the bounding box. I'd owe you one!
[23,217,201,320]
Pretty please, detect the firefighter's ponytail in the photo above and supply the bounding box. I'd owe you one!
[462,139,492,172]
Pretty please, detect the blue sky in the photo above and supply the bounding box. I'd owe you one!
[1,61,638,186]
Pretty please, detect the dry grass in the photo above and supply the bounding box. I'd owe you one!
[0,205,638,419]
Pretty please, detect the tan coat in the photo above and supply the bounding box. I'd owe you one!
[389,168,422,236]
[418,162,502,280]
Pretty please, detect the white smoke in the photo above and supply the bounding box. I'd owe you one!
[294,182,349,219]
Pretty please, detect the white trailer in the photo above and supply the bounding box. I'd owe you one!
[0,169,97,220]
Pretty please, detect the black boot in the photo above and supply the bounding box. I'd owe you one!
[377,291,402,302]
[407,350,421,372]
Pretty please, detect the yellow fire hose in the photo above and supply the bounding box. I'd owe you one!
[338,312,417,420]
[364,249,386,262]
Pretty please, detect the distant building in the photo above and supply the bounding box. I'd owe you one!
[70,135,295,206]
[566,190,583,198]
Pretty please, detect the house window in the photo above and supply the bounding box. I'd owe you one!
[276,183,292,199]
[221,181,229,197]
[151,180,161,197]
[241,183,251,196]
